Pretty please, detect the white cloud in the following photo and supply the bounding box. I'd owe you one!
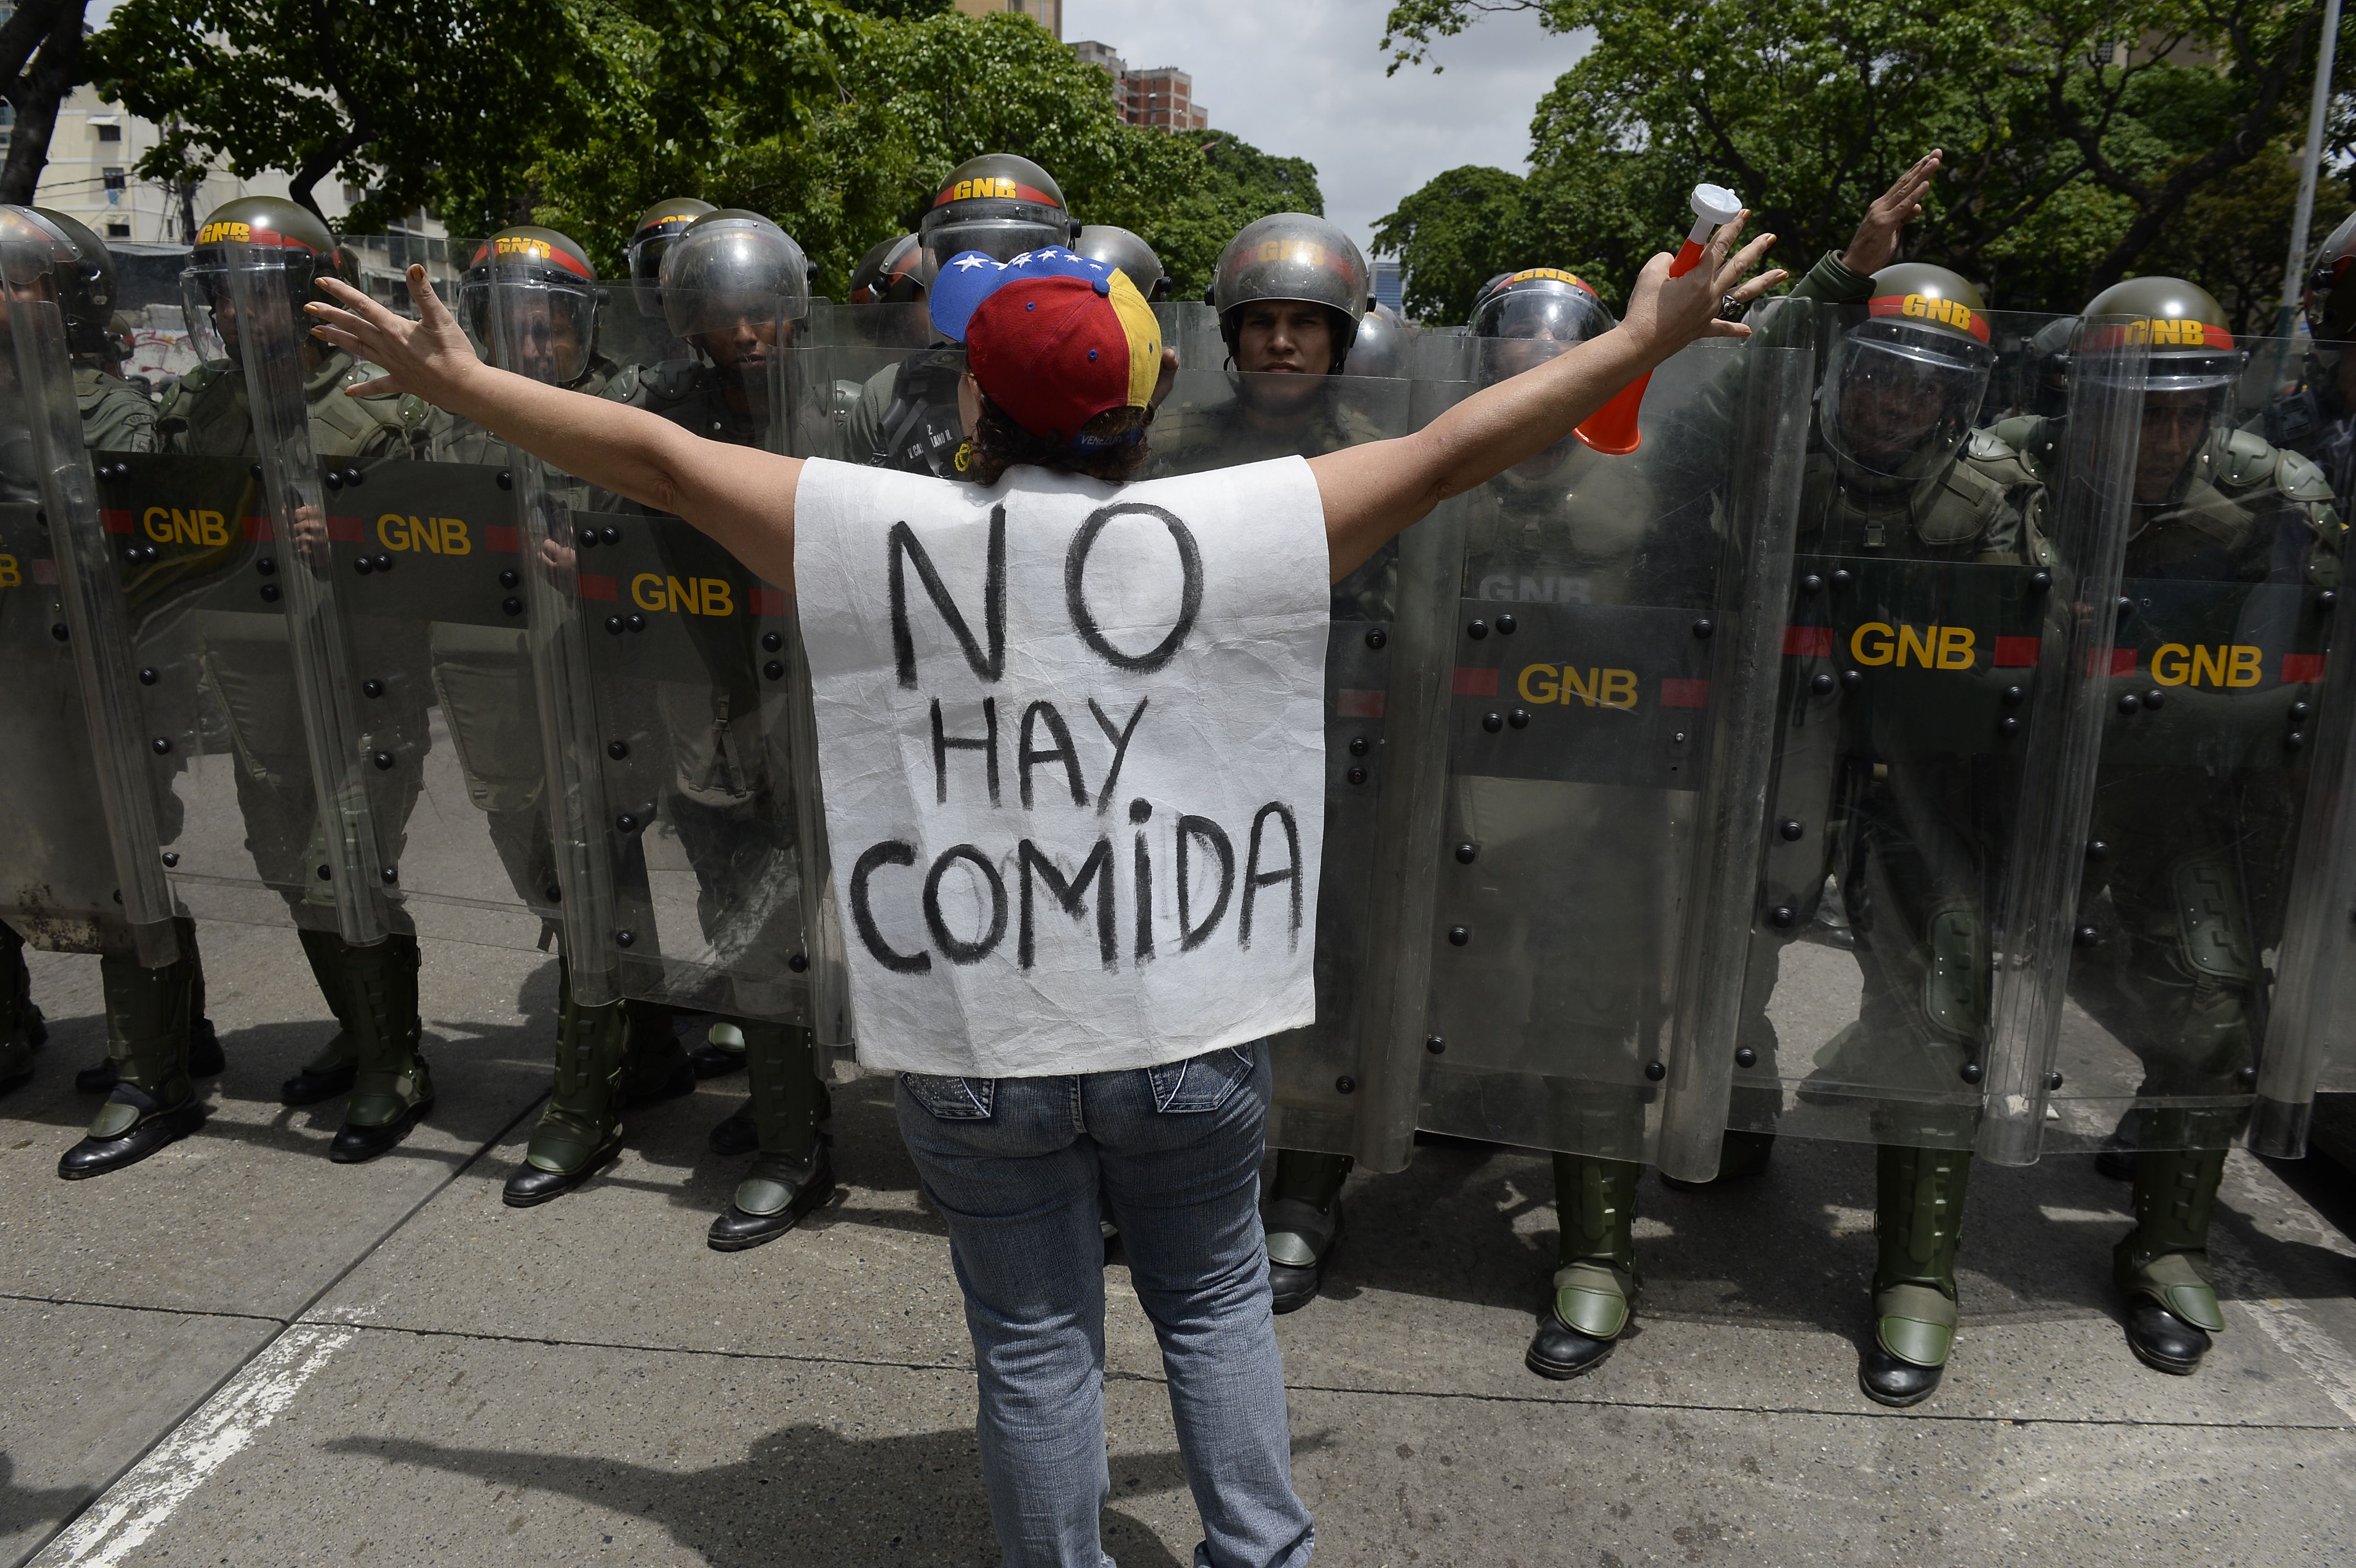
[1062,0,1581,261]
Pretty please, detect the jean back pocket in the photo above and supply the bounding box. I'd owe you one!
[1144,1042,1259,1114]
[899,1072,997,1120]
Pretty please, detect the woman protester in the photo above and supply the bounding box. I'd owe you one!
[305,215,1779,1568]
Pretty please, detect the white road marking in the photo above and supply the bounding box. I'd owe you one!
[31,1324,354,1568]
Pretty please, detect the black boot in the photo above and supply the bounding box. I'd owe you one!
[1262,1150,1350,1313]
[59,934,204,1178]
[708,1022,834,1251]
[327,934,433,1163]
[1860,1143,1971,1407]
[281,926,360,1105]
[504,958,630,1207]
[2117,1147,2227,1375]
[1527,1153,1640,1380]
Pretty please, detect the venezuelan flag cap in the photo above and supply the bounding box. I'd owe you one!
[928,246,1163,449]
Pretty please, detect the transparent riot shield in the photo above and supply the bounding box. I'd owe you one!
[1144,363,1421,1167]
[2033,328,2350,1160]
[524,280,830,1034]
[0,207,177,967]
[1389,330,1816,1176]
[1719,304,2136,1163]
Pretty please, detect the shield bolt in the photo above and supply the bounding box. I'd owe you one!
[1768,904,1795,927]
[1960,1061,1984,1085]
[1496,613,1516,634]
[1448,926,1470,947]
[362,678,384,697]
[150,737,170,754]
[2236,1066,2258,1087]
[1426,1034,1446,1055]
[762,631,784,652]
[1467,618,1488,640]
[1364,628,1386,650]
[790,954,809,973]
[1454,842,1477,863]
[1691,617,1714,639]
[1778,819,1803,841]
[162,852,178,867]
[1481,711,1503,733]
[372,751,393,770]
[2074,925,2101,947]
[1735,1047,1757,1068]
[615,929,635,947]
[764,660,785,680]
[1346,766,1367,784]
[2045,1072,2064,1091]
[2287,730,2307,750]
[1507,708,1529,729]
[139,667,158,685]
[1645,1060,1666,1082]
[607,740,629,760]
[1336,1076,1356,1094]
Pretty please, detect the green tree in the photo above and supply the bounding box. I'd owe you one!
[1370,163,1525,323]
[89,0,600,232]
[0,0,93,206]
[1378,0,2354,313]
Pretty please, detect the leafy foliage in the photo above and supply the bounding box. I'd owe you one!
[1376,0,2354,316]
[88,1,1320,302]
[1369,163,1526,323]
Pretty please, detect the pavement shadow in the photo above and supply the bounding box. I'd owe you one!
[325,1426,1192,1567]
[0,1452,96,1558]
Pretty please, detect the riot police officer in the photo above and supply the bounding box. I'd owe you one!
[2027,280,2338,1377]
[2251,209,2356,501]
[845,232,933,307]
[844,154,1079,477]
[1148,212,1379,1312]
[1343,301,1415,381]
[0,207,218,1177]
[161,195,437,1164]
[415,225,698,1205]
[627,198,717,304]
[3,209,226,1118]
[606,208,837,1250]
[1075,225,1168,302]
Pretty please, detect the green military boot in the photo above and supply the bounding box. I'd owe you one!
[2116,1147,2228,1375]
[708,1021,835,1252]
[503,959,632,1207]
[281,926,360,1105]
[1861,1143,1972,1407]
[77,920,217,1093]
[1527,1153,1641,1379]
[326,934,433,1163]
[0,923,46,1096]
[59,936,204,1177]
[1263,1149,1351,1313]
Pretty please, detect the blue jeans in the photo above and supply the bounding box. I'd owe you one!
[896,1040,1315,1568]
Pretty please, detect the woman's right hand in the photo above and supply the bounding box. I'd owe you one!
[307,265,483,409]
[1619,214,1783,368]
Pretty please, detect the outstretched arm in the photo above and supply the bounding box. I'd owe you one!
[1311,218,1781,582]
[304,267,804,590]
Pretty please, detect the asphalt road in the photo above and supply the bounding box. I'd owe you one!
[3,920,2353,1567]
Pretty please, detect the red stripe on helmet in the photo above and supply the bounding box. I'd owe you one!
[1867,293,1992,344]
[931,179,1062,210]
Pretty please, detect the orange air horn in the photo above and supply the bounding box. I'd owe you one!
[1574,182,1744,456]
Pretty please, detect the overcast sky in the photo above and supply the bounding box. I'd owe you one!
[1063,0,1580,262]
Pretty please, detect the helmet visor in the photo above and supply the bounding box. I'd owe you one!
[1474,286,1613,347]
[921,216,1067,266]
[464,274,596,386]
[1821,323,1992,477]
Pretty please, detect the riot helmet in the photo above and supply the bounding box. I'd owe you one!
[1344,301,1416,379]
[2076,276,2243,507]
[848,231,935,305]
[28,207,116,363]
[918,154,1076,267]
[1819,262,1995,482]
[2307,209,2356,348]
[182,195,346,365]
[1075,225,1167,302]
[2075,276,2242,392]
[1212,213,1369,372]
[627,197,715,316]
[1470,267,1614,381]
[460,226,601,388]
[660,209,810,384]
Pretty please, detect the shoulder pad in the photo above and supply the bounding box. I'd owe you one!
[648,359,705,403]
[1919,455,2006,545]
[2214,428,2278,489]
[1966,425,2021,464]
[1984,416,2042,455]
[600,362,643,404]
[2277,446,2333,503]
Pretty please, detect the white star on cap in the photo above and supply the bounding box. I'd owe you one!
[952,253,992,271]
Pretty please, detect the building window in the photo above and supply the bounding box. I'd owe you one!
[102,167,125,191]
[94,120,120,142]
[105,221,129,239]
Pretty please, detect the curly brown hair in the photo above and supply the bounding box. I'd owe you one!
[967,395,1154,487]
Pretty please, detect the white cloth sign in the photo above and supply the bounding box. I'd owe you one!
[793,455,1331,1078]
